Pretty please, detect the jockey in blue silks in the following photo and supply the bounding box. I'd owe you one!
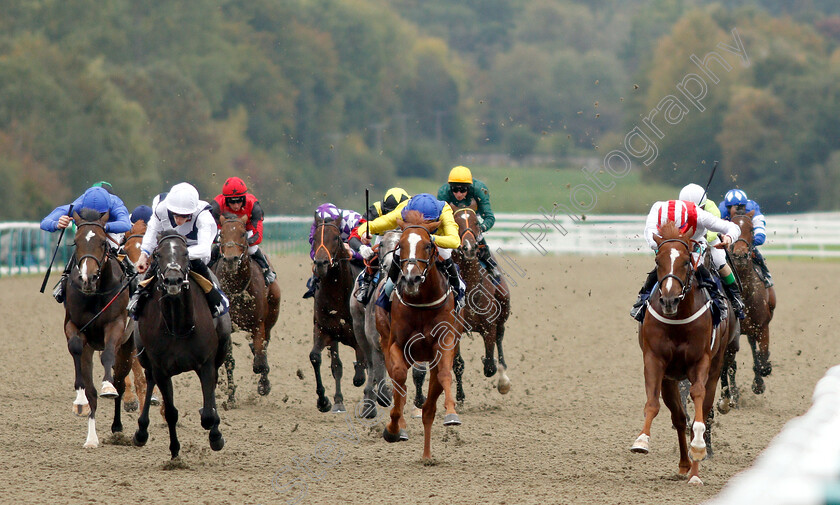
[719,189,773,288]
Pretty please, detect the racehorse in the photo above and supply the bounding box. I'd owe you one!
[630,222,736,484]
[214,213,281,402]
[132,231,231,459]
[120,219,151,412]
[727,210,776,396]
[64,208,135,448]
[309,214,366,413]
[408,205,512,414]
[349,230,401,418]
[375,210,462,461]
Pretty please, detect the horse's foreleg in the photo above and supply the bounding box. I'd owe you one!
[156,374,180,460]
[223,338,236,407]
[98,320,124,398]
[748,335,766,394]
[757,323,772,378]
[110,340,133,434]
[80,345,99,448]
[66,323,89,418]
[422,366,445,461]
[496,321,511,394]
[129,350,146,412]
[482,328,497,378]
[309,333,331,413]
[661,379,690,475]
[383,342,409,443]
[411,363,427,419]
[253,324,271,396]
[631,353,665,454]
[687,360,711,463]
[197,362,224,452]
[436,344,460,427]
[133,368,156,447]
[329,344,345,413]
[453,348,466,405]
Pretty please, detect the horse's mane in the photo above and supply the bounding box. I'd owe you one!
[78,208,104,222]
[403,210,426,225]
[222,212,241,221]
[159,229,181,239]
[657,221,683,240]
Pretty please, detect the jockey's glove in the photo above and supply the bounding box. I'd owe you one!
[248,234,259,245]
[360,245,374,260]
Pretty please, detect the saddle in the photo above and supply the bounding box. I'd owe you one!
[694,272,725,327]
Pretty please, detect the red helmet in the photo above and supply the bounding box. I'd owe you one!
[223,177,248,197]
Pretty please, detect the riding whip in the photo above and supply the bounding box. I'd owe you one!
[699,161,719,208]
[40,204,74,293]
[364,188,370,240]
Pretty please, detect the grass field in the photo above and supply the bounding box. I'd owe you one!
[392,164,680,214]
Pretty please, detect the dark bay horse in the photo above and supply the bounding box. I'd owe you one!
[309,215,366,413]
[727,210,776,397]
[375,210,461,461]
[132,231,231,459]
[64,209,135,448]
[214,213,281,401]
[630,222,736,484]
[349,230,401,418]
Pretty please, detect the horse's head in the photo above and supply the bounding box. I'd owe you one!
[452,201,480,260]
[154,231,190,297]
[123,219,147,266]
[218,213,249,272]
[729,210,755,264]
[379,230,402,274]
[652,221,694,316]
[396,210,439,296]
[312,215,343,278]
[72,208,111,294]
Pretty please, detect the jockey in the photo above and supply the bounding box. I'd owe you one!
[41,185,132,303]
[347,187,411,304]
[719,189,773,288]
[302,203,364,299]
[128,182,229,318]
[130,205,153,224]
[357,193,465,312]
[437,166,501,283]
[630,191,743,322]
[209,176,276,285]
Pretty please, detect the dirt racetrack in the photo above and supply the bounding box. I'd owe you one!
[0,254,836,505]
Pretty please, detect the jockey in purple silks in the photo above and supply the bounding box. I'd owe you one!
[303,203,364,299]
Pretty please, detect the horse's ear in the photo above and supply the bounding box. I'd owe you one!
[237,213,248,224]
[219,214,227,225]
[397,218,407,230]
[653,232,664,248]
[469,199,478,211]
[747,210,755,218]
[72,211,81,224]
[424,220,441,234]
[99,211,110,225]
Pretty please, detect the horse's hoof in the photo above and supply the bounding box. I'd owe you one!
[257,377,271,396]
[100,381,118,398]
[331,403,346,414]
[72,403,90,417]
[717,398,731,415]
[353,375,365,388]
[210,434,225,451]
[630,434,650,454]
[412,407,422,419]
[83,440,98,449]
[399,429,409,441]
[753,379,766,395]
[376,387,392,408]
[688,476,703,485]
[383,427,402,443]
[498,379,511,395]
[316,397,331,413]
[443,413,461,426]
[133,430,148,447]
[123,400,139,413]
[761,362,773,377]
[359,403,377,419]
[150,395,161,406]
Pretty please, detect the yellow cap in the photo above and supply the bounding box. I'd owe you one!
[448,166,473,184]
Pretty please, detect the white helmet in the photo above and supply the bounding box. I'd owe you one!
[679,183,706,207]
[167,182,200,215]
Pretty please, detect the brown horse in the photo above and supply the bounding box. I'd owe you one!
[309,215,366,413]
[630,222,736,484]
[214,213,281,401]
[728,210,776,396]
[376,210,462,461]
[64,208,134,448]
[120,219,151,412]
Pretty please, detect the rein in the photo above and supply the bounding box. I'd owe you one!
[399,225,439,282]
[155,234,195,339]
[454,208,479,245]
[313,222,349,269]
[655,238,694,302]
[75,272,137,335]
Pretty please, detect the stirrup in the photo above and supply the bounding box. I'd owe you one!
[52,275,67,303]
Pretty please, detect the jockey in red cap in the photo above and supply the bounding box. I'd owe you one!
[209,177,276,285]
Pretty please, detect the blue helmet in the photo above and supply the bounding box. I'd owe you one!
[724,189,748,207]
[130,205,153,223]
[80,187,111,213]
[403,193,445,221]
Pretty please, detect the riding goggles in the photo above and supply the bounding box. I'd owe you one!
[450,184,469,194]
[226,196,246,206]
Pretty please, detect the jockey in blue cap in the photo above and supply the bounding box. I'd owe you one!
[719,189,773,287]
[41,186,132,303]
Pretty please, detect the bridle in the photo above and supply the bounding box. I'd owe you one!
[729,214,754,258]
[656,238,695,303]
[73,221,112,290]
[313,222,344,268]
[219,221,248,264]
[398,225,438,284]
[454,208,479,246]
[155,234,190,294]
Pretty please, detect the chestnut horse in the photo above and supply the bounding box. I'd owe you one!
[727,210,776,396]
[214,213,281,401]
[630,222,736,484]
[64,208,135,448]
[132,231,231,459]
[375,210,461,461]
[309,215,366,413]
[121,219,152,412]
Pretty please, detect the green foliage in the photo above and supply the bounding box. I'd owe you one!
[396,141,448,179]
[506,127,539,159]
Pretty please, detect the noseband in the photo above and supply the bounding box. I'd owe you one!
[313,222,343,268]
[75,221,110,277]
[656,238,694,302]
[399,225,438,283]
[454,208,479,246]
[219,223,248,263]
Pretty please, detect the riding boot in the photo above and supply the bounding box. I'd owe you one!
[752,249,773,287]
[477,240,502,285]
[128,267,156,319]
[355,269,375,304]
[191,259,229,318]
[442,257,465,312]
[630,269,658,322]
[696,264,730,320]
[302,274,319,299]
[722,280,746,320]
[52,255,74,304]
[251,248,276,285]
[375,256,401,312]
[208,243,220,269]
